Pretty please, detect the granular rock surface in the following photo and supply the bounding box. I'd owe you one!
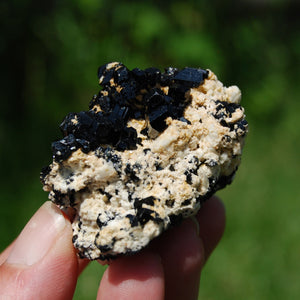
[41,62,248,260]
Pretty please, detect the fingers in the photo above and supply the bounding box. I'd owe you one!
[0,202,81,300]
[97,252,164,300]
[153,218,204,300]
[196,196,226,261]
[78,258,90,275]
[150,196,225,300]
[0,196,225,300]
[0,242,15,266]
[98,196,226,300]
[96,220,202,300]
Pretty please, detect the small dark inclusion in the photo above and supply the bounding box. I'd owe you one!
[214,100,248,134]
[51,62,209,162]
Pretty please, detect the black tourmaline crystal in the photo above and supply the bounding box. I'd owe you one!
[51,62,209,162]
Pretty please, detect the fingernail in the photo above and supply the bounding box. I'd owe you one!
[6,202,66,266]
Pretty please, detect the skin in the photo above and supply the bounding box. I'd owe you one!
[0,196,225,300]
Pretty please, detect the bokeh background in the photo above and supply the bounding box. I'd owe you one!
[1,0,299,299]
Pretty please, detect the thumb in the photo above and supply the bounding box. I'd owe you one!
[0,201,79,300]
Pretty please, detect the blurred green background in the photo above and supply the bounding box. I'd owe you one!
[0,0,299,299]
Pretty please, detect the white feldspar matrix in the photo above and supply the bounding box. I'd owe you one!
[41,62,248,260]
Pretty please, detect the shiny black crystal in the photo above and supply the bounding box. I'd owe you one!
[144,88,166,110]
[113,65,129,84]
[52,134,90,162]
[98,65,114,86]
[60,111,94,137]
[98,62,128,86]
[168,84,189,103]
[89,94,114,112]
[165,67,179,76]
[174,67,209,87]
[115,127,141,151]
[50,63,209,162]
[148,105,169,131]
[76,138,91,153]
[118,80,137,104]
[130,68,147,89]
[144,67,161,86]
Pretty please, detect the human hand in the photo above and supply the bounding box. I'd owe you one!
[0,196,225,300]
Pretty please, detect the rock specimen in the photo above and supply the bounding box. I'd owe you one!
[41,62,248,260]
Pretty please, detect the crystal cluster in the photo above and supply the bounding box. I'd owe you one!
[51,62,208,162]
[41,62,247,260]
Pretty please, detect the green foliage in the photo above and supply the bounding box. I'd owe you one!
[0,0,299,299]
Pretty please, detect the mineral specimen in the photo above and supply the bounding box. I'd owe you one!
[41,62,248,260]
